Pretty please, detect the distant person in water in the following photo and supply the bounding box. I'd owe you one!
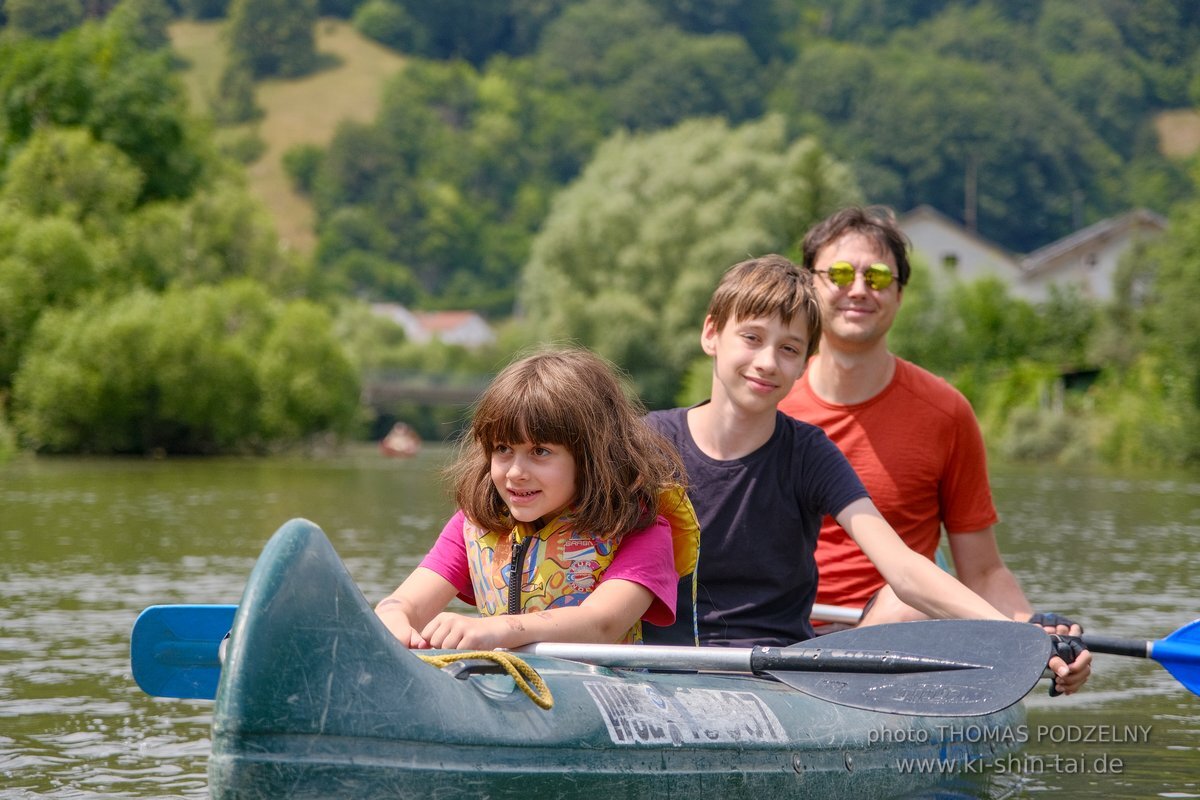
[380,421,421,458]
[376,347,698,649]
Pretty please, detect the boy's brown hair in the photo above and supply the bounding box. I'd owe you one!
[705,254,822,359]
[448,347,685,535]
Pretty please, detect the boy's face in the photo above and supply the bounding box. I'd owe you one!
[812,232,903,349]
[701,312,811,414]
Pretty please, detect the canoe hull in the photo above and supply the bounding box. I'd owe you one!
[209,519,1024,799]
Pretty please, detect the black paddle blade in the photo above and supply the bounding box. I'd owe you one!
[768,619,1049,717]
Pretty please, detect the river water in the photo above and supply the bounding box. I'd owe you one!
[1,447,1197,798]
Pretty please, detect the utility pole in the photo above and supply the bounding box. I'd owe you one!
[964,154,978,233]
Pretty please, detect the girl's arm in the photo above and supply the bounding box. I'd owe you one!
[836,497,1008,622]
[375,567,460,648]
[419,579,655,650]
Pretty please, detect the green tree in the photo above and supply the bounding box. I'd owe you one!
[12,282,361,453]
[0,127,143,233]
[180,0,230,18]
[257,300,361,440]
[225,0,318,79]
[352,0,425,52]
[6,0,84,38]
[0,22,210,203]
[106,0,173,51]
[0,209,103,391]
[211,58,262,124]
[1130,172,1200,463]
[118,179,308,293]
[519,115,860,406]
[770,40,1123,253]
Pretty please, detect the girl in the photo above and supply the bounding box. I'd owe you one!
[375,347,697,650]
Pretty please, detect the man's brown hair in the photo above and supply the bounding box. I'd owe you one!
[800,205,912,287]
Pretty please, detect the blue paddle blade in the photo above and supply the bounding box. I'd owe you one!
[1150,618,1200,695]
[130,604,237,699]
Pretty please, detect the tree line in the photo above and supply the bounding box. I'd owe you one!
[1,0,1198,466]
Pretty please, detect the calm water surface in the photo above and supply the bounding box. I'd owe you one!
[1,448,1197,798]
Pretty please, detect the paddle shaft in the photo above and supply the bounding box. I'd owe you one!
[518,642,983,674]
[811,602,1167,661]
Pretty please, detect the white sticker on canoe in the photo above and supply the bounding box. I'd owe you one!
[584,682,787,746]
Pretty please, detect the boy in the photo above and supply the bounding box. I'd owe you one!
[643,254,1086,695]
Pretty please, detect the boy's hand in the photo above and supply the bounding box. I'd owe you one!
[1028,611,1083,636]
[1047,634,1091,696]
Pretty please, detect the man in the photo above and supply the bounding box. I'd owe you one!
[778,207,1088,670]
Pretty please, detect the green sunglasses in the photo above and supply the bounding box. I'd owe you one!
[815,261,898,291]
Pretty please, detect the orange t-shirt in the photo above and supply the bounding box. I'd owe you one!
[778,357,998,608]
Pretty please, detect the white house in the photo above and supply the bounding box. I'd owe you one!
[1017,209,1167,303]
[896,205,1167,303]
[369,303,496,349]
[898,205,1021,285]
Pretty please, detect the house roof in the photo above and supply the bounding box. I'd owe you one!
[897,204,1020,263]
[1020,208,1167,277]
[413,310,484,333]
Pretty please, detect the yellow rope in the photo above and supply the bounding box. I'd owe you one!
[418,650,554,710]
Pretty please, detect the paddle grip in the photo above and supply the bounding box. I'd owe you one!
[1078,635,1150,658]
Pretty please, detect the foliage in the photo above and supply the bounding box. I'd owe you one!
[257,300,362,440]
[11,282,361,454]
[1129,172,1200,462]
[5,0,83,38]
[0,20,211,203]
[1,127,143,233]
[770,38,1123,254]
[352,0,425,52]
[312,56,599,313]
[106,0,174,51]
[225,0,318,78]
[282,143,323,194]
[1087,353,1193,467]
[179,0,231,18]
[118,178,307,292]
[211,58,262,124]
[0,208,98,387]
[520,116,860,406]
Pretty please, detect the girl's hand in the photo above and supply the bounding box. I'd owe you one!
[375,603,430,649]
[421,612,522,650]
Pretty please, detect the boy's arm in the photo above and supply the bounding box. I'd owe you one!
[836,497,1009,622]
[418,579,654,649]
[840,498,1091,695]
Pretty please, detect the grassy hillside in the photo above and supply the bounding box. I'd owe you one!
[1156,109,1200,160]
[169,19,406,254]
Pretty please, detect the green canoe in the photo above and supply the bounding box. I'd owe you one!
[207,519,1031,799]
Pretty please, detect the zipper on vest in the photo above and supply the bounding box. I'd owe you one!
[507,535,534,615]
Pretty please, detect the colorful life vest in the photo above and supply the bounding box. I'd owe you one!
[462,486,700,645]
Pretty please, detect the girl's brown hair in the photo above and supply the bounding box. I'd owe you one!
[447,347,685,536]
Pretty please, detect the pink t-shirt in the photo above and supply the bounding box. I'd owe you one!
[419,510,678,626]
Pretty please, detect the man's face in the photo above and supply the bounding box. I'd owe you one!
[811,232,903,350]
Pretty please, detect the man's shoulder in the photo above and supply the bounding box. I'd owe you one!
[893,358,974,417]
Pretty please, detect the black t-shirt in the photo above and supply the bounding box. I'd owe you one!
[644,406,868,647]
